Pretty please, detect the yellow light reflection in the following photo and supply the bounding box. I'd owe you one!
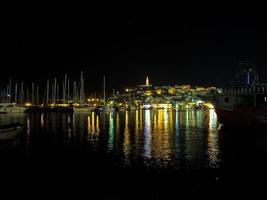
[146,110,173,162]
[87,115,91,135]
[92,112,95,134]
[134,110,142,156]
[185,109,189,128]
[115,112,120,147]
[96,115,100,134]
[87,112,100,143]
[123,111,130,158]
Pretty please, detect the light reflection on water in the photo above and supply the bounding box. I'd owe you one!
[0,109,220,169]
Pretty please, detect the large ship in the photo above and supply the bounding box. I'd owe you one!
[214,62,267,129]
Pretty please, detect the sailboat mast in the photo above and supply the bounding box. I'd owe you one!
[20,82,24,105]
[62,81,65,102]
[15,83,18,104]
[80,71,83,103]
[57,84,59,106]
[26,87,29,102]
[67,79,70,103]
[64,74,67,102]
[73,81,76,103]
[8,79,12,103]
[32,82,35,105]
[103,75,106,106]
[51,83,54,105]
[3,88,6,103]
[37,85,39,106]
[54,78,57,105]
[47,80,49,105]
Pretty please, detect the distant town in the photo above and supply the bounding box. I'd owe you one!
[105,76,218,110]
[0,72,219,113]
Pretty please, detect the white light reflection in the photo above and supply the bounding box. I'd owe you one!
[207,109,220,168]
[26,116,30,145]
[41,114,44,128]
[123,111,130,158]
[107,112,114,152]
[144,110,151,158]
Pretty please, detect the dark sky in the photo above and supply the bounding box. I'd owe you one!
[1,3,267,93]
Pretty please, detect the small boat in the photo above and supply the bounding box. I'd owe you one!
[0,123,22,140]
[0,103,26,114]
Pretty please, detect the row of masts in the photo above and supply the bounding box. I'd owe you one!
[0,71,86,106]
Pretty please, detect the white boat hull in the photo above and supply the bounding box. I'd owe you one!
[0,104,26,113]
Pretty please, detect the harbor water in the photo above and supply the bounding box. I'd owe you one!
[0,109,267,199]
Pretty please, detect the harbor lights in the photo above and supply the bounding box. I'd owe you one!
[204,102,214,109]
[25,102,32,107]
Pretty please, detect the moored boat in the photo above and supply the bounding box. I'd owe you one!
[213,62,267,129]
[0,123,22,140]
[0,103,26,114]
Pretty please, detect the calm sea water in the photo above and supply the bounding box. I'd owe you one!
[0,109,219,168]
[1,109,267,198]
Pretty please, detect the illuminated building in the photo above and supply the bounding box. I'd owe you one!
[168,87,176,94]
[156,89,162,95]
[136,76,152,89]
[146,76,150,86]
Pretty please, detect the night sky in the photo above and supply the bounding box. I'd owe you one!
[1,3,267,93]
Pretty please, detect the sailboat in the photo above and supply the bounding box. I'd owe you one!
[0,103,26,114]
[73,71,93,113]
[102,76,115,112]
[0,80,26,114]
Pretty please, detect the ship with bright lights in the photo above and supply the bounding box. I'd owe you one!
[214,62,267,129]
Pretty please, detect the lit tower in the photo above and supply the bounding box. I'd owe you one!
[146,76,150,86]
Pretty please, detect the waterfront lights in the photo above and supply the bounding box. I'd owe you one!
[87,98,99,102]
[204,102,214,109]
[25,102,32,107]
[196,100,204,105]
[58,103,68,107]
[143,104,152,109]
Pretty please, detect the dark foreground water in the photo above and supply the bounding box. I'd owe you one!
[1,109,267,199]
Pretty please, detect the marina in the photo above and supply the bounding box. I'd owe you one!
[2,4,267,199]
[0,72,217,114]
